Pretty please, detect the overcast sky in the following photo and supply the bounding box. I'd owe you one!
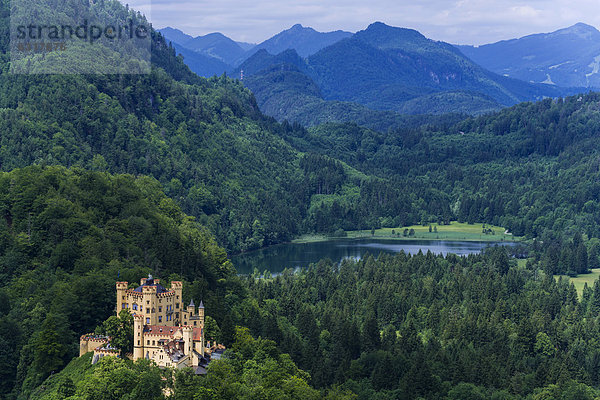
[127,0,600,45]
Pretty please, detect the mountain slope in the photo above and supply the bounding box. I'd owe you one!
[308,22,574,110]
[158,26,194,46]
[169,40,230,77]
[237,22,579,121]
[240,52,479,128]
[158,27,253,68]
[457,23,600,88]
[183,32,249,65]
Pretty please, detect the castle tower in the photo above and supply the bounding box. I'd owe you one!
[182,326,193,362]
[171,281,183,324]
[116,281,128,312]
[133,314,144,360]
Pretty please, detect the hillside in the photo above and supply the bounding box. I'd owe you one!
[308,22,574,109]
[458,23,600,88]
[0,166,235,397]
[281,93,600,240]
[242,61,469,129]
[168,41,230,77]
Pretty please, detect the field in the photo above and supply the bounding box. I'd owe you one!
[555,269,600,298]
[293,221,519,243]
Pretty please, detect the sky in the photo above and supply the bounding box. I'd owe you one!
[127,0,600,45]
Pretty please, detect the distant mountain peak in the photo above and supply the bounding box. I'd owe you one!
[356,22,428,49]
[251,24,352,58]
[555,22,600,39]
[570,22,597,31]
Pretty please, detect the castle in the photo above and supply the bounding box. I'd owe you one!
[80,275,221,373]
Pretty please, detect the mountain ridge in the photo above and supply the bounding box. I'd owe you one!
[237,22,580,122]
[457,22,600,88]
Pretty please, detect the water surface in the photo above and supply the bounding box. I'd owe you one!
[231,238,513,274]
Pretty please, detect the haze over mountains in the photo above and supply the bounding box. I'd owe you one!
[457,23,600,89]
[159,22,591,121]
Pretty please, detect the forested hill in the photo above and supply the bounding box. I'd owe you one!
[0,166,237,397]
[282,93,600,242]
[0,0,392,253]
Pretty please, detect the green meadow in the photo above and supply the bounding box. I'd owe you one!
[294,221,518,243]
[556,269,600,298]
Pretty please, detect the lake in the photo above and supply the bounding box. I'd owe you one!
[230,238,514,275]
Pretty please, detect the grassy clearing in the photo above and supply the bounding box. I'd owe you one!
[555,269,600,298]
[293,221,519,243]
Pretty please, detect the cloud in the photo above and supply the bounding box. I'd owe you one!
[127,0,600,45]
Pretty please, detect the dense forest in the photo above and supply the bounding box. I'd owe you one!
[26,242,600,399]
[229,249,600,399]
[281,93,600,240]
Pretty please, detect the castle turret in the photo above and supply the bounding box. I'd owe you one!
[187,299,195,315]
[198,300,205,327]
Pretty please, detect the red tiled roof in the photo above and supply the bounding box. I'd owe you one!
[193,327,202,341]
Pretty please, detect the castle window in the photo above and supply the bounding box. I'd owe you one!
[138,340,140,345]
[133,304,138,310]
[159,307,162,312]
[158,316,162,323]
[146,309,150,314]
[122,304,126,309]
[152,340,155,346]
[147,301,150,305]
[194,321,196,326]
[146,318,150,324]
[147,340,150,345]
[176,303,179,309]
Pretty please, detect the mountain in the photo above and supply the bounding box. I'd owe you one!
[309,22,573,109]
[158,26,194,46]
[457,23,600,88]
[237,22,579,121]
[158,28,253,67]
[240,51,473,129]
[169,40,230,77]
[250,23,352,58]
[183,32,249,65]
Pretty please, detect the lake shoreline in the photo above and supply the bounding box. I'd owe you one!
[231,237,518,275]
[293,234,520,244]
